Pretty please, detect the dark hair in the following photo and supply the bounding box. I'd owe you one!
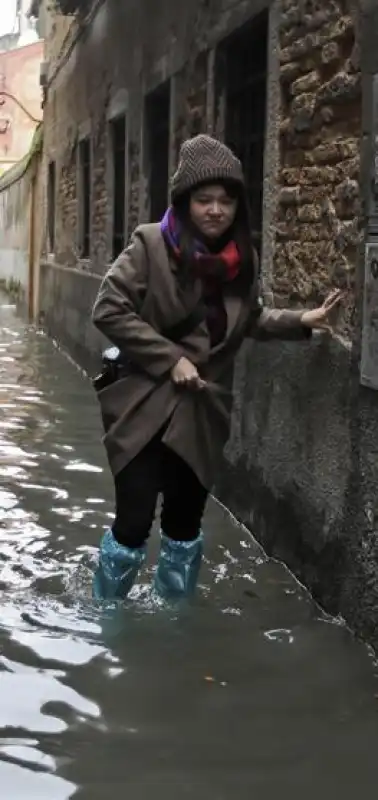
[172,179,257,290]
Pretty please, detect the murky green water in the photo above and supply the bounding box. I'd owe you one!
[1,295,378,799]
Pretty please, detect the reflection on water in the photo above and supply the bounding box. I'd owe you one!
[1,295,378,799]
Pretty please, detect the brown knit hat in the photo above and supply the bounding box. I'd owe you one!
[170,134,244,202]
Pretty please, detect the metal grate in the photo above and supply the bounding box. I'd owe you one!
[223,12,268,254]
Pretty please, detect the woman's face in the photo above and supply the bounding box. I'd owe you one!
[189,183,238,240]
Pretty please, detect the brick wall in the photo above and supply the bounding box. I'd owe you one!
[275,0,361,337]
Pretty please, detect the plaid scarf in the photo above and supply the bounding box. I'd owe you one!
[160,207,240,346]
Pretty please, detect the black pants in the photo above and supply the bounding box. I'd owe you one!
[112,433,208,549]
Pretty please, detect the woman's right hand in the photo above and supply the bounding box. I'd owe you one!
[171,357,206,390]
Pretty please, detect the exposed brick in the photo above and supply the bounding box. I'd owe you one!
[291,70,321,96]
[297,203,323,222]
[275,1,361,325]
[321,41,340,64]
[290,92,317,131]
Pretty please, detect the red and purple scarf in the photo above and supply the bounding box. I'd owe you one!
[161,207,240,346]
[160,207,240,281]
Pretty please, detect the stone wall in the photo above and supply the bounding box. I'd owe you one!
[216,1,378,648]
[39,260,105,370]
[35,0,378,649]
[172,50,209,164]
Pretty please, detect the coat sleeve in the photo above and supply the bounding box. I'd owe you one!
[92,231,183,378]
[247,293,312,341]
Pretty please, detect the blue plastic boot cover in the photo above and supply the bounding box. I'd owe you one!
[93,529,146,601]
[154,532,204,599]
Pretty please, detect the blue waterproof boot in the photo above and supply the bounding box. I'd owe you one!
[154,532,204,600]
[93,529,146,601]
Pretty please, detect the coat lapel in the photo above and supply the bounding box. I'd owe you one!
[210,290,245,356]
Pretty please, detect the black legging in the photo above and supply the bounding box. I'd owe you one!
[112,432,208,549]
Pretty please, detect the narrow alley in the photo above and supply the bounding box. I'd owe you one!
[1,296,378,798]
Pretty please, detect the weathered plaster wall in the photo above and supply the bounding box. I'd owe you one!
[0,165,32,302]
[0,124,45,315]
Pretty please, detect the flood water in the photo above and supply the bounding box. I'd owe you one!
[1,295,378,799]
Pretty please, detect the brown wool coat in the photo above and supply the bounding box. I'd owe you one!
[92,224,310,490]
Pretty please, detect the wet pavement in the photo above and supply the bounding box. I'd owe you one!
[1,293,378,799]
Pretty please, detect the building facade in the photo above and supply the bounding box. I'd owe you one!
[0,40,43,173]
[30,0,378,647]
[0,1,42,173]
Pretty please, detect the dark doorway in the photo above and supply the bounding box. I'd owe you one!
[145,81,170,222]
[47,160,56,252]
[110,115,126,259]
[78,136,91,259]
[221,11,268,254]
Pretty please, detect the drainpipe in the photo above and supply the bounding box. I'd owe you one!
[28,171,37,321]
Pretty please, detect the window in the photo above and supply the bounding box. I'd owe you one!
[222,12,268,254]
[47,160,55,252]
[110,115,126,259]
[78,136,91,258]
[145,81,170,222]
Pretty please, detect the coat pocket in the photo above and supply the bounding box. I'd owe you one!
[96,374,160,436]
[95,376,132,435]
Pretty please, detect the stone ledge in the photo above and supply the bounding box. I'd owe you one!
[39,259,104,374]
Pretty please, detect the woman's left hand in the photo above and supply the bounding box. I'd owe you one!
[300,289,344,333]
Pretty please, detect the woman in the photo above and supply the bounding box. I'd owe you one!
[91,134,342,602]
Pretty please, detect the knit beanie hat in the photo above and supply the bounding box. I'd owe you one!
[171,134,244,202]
